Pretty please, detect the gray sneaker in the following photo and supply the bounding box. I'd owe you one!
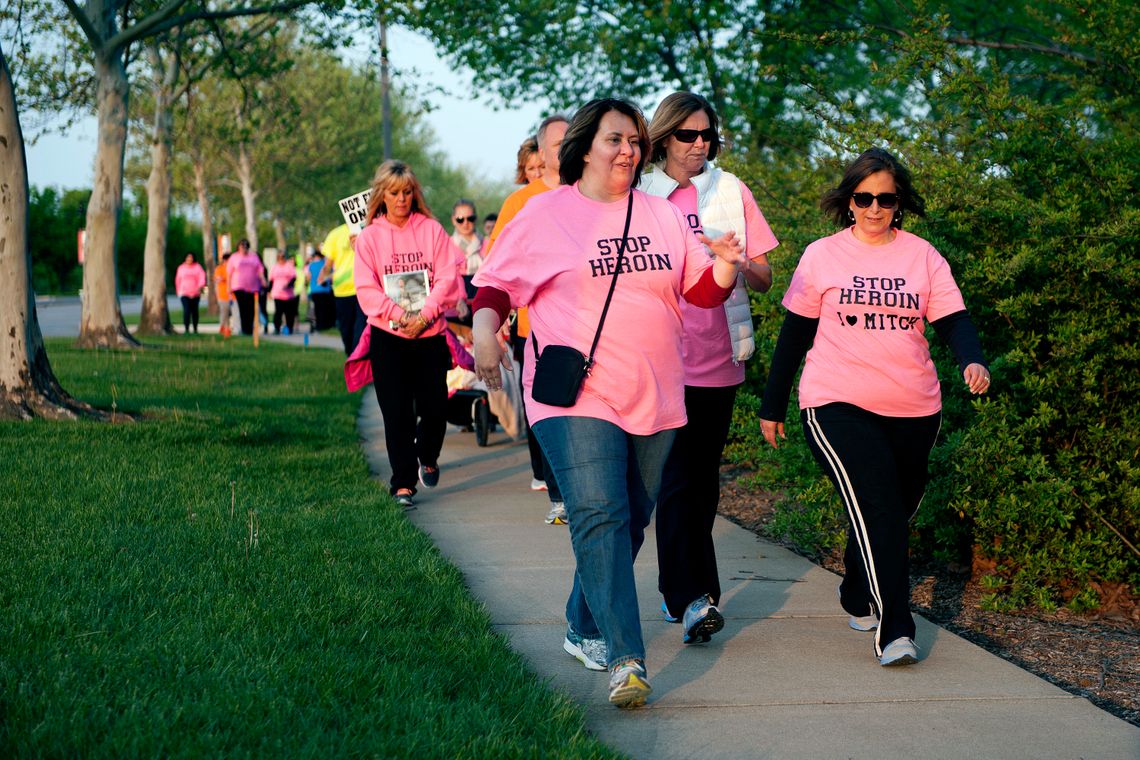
[608,659,651,708]
[544,501,568,525]
[563,626,607,671]
[880,637,919,666]
[682,594,725,644]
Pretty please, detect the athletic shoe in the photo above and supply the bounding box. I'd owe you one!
[838,586,878,631]
[880,637,919,666]
[394,489,415,509]
[545,501,568,525]
[418,465,440,489]
[682,594,725,644]
[849,613,879,631]
[563,627,607,671]
[608,660,651,708]
[661,600,680,623]
[530,477,548,491]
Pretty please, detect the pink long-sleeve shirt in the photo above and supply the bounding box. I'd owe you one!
[174,262,207,297]
[353,212,463,338]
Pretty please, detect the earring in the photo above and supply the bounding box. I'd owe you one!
[847,209,855,225]
[892,210,903,227]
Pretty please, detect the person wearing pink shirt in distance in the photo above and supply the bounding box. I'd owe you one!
[471,98,747,709]
[268,251,300,335]
[354,160,463,510]
[640,91,780,645]
[759,147,990,667]
[226,239,267,336]
[174,253,207,334]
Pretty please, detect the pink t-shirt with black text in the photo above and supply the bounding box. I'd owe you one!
[472,184,714,435]
[783,227,966,416]
[670,181,779,386]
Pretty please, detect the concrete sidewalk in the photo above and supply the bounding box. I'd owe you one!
[356,393,1139,759]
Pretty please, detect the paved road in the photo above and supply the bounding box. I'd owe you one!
[35,294,183,337]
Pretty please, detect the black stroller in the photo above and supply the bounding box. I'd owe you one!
[446,389,498,446]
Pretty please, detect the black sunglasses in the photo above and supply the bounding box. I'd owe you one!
[672,127,717,144]
[851,192,899,209]
[454,215,477,224]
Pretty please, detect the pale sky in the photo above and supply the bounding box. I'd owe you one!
[24,25,548,192]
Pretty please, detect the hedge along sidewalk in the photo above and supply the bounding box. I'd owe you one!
[0,337,618,758]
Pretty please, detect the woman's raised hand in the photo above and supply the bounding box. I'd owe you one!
[700,230,747,268]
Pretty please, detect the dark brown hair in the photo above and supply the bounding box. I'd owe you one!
[558,98,651,187]
[820,147,926,228]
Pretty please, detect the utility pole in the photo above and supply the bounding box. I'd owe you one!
[379,13,392,160]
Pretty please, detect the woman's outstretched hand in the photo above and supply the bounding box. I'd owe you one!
[700,231,747,268]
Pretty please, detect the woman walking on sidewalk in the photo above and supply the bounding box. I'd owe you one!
[174,253,207,334]
[759,147,990,666]
[471,98,746,708]
[227,240,266,336]
[640,91,779,645]
[354,160,463,510]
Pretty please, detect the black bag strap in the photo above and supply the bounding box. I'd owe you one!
[532,190,635,365]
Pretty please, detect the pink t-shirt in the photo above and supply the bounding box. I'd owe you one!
[353,212,463,339]
[268,261,297,300]
[670,181,779,386]
[174,262,206,297]
[226,252,265,293]
[472,184,715,435]
[783,227,967,416]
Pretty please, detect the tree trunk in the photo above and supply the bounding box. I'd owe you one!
[0,44,103,420]
[137,48,176,336]
[78,47,138,348]
[273,214,287,253]
[238,140,258,253]
[193,154,218,315]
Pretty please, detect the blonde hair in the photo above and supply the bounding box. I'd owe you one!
[515,136,539,185]
[365,160,433,222]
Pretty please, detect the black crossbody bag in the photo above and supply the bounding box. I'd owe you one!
[530,191,634,407]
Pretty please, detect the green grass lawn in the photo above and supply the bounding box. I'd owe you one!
[0,337,619,758]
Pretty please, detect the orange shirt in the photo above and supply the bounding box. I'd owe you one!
[214,263,231,301]
[485,178,555,337]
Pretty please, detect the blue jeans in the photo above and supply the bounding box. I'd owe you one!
[532,416,676,668]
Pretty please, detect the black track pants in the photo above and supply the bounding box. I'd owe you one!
[801,403,941,656]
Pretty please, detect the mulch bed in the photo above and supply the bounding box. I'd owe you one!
[716,467,1140,727]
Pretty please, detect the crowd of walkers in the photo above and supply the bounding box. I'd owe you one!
[202,90,990,711]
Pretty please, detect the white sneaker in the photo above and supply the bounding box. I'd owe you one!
[849,613,879,631]
[563,627,607,671]
[544,501,567,525]
[839,586,878,631]
[880,637,919,666]
[530,477,548,491]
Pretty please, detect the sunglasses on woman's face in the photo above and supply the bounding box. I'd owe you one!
[672,127,717,144]
[851,192,899,209]
[454,215,477,224]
